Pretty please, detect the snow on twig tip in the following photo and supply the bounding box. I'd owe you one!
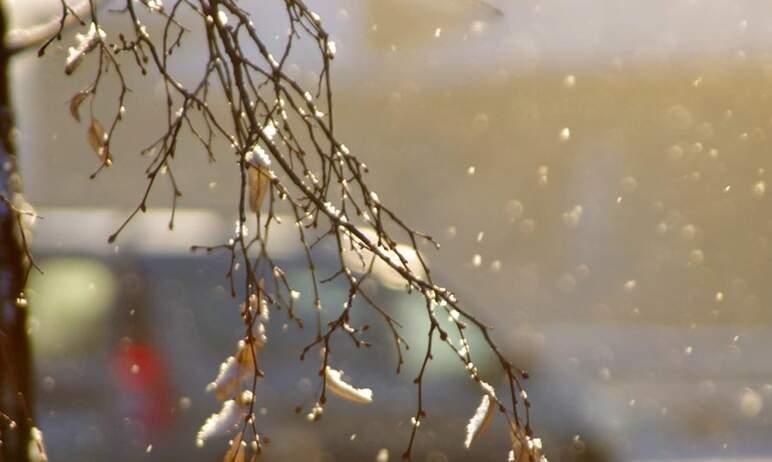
[464,393,496,449]
[325,366,373,404]
[196,400,245,447]
[65,23,105,75]
[206,339,259,400]
[509,421,548,462]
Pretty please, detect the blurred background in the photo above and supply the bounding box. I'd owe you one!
[7,0,772,460]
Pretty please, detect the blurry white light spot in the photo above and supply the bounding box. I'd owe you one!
[562,205,583,229]
[470,20,486,35]
[739,388,763,418]
[557,273,576,293]
[753,180,766,197]
[681,224,697,241]
[559,127,571,142]
[620,176,638,194]
[376,448,389,462]
[504,200,524,222]
[689,249,705,265]
[472,113,489,131]
[519,218,536,234]
[665,105,693,131]
[42,376,56,392]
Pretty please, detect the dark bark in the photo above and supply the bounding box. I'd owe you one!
[0,2,34,461]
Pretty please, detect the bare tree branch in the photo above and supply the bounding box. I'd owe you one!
[34,1,546,460]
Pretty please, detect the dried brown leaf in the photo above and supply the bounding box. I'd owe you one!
[86,118,108,163]
[248,166,270,212]
[236,340,256,367]
[223,432,245,462]
[69,88,91,122]
[508,421,543,462]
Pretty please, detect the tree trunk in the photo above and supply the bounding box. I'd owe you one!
[0,2,34,461]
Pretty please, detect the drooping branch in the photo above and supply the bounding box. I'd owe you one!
[45,1,545,460]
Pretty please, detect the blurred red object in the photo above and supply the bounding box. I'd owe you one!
[112,343,174,433]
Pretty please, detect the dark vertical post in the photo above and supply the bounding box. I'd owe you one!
[0,2,34,461]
